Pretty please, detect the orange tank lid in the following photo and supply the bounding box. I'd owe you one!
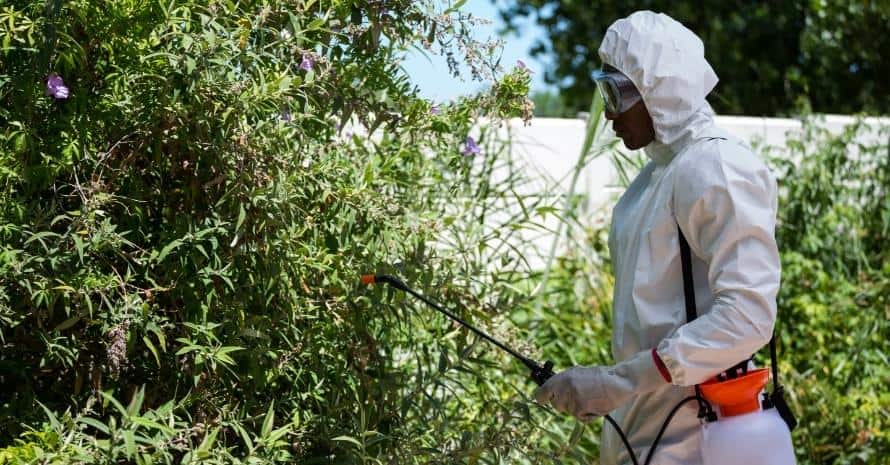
[700,368,770,418]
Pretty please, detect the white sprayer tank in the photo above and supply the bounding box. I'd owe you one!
[701,406,797,465]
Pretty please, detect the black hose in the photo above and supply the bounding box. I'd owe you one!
[604,414,640,465]
[362,274,710,465]
[643,396,702,465]
[603,395,705,465]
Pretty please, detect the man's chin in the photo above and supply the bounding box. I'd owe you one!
[622,137,644,150]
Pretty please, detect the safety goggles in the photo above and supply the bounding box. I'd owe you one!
[592,65,642,114]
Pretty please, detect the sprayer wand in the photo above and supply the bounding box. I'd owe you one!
[361,273,701,465]
[361,274,555,385]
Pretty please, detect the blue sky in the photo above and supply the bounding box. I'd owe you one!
[400,1,554,101]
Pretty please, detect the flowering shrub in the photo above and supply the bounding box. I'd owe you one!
[0,1,545,463]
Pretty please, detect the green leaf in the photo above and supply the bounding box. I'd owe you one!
[123,430,137,458]
[72,234,85,264]
[147,323,166,352]
[261,401,275,438]
[53,315,81,332]
[235,203,246,232]
[127,386,145,417]
[143,336,160,367]
[131,417,174,435]
[79,417,110,434]
[232,421,254,451]
[332,435,362,448]
[24,231,60,245]
[196,427,220,455]
[100,391,129,417]
[175,345,201,356]
[155,239,183,263]
[445,0,468,14]
[38,402,62,433]
[216,346,244,355]
[306,18,325,31]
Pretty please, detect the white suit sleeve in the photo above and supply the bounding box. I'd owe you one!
[656,143,780,386]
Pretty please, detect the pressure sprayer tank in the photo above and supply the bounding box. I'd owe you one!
[700,368,797,465]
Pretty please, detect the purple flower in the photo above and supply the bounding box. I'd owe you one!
[516,59,534,74]
[430,104,441,115]
[300,55,314,71]
[334,122,352,138]
[45,73,69,99]
[280,108,292,122]
[106,320,130,377]
[462,136,481,156]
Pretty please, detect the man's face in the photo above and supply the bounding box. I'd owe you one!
[604,100,656,150]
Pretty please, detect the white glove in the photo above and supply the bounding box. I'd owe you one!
[534,350,666,421]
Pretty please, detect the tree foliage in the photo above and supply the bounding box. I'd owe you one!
[767,120,889,464]
[0,1,553,463]
[497,1,890,116]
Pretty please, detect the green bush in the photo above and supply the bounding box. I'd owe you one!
[0,1,550,463]
[768,120,889,464]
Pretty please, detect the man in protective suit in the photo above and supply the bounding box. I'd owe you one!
[534,11,781,465]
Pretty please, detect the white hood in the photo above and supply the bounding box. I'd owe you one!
[598,11,719,160]
[596,13,782,465]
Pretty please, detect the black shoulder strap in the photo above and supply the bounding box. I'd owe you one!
[768,334,798,430]
[677,224,797,430]
[677,225,716,421]
[678,227,698,323]
[681,228,749,378]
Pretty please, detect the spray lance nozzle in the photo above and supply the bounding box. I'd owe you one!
[360,274,555,386]
[361,274,409,291]
[360,274,680,465]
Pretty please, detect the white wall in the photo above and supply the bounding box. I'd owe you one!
[505,113,888,198]
[484,114,888,270]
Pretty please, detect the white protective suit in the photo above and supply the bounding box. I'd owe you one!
[599,11,781,465]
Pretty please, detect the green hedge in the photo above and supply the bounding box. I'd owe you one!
[0,1,545,463]
[769,121,889,464]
